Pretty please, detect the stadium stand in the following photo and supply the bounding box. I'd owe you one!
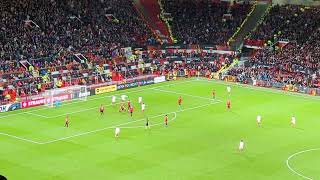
[161,0,252,45]
[143,50,236,78]
[0,0,156,60]
[230,5,320,91]
[0,0,157,103]
[250,5,320,43]
[0,1,319,104]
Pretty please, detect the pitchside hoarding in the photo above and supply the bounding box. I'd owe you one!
[95,85,117,95]
[21,94,72,109]
[0,103,21,112]
[117,78,154,90]
[154,76,166,84]
[1,76,160,112]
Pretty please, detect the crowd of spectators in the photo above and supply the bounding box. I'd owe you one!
[0,48,236,104]
[230,4,320,91]
[0,0,159,104]
[229,29,320,89]
[0,0,156,61]
[249,4,320,43]
[142,50,236,79]
[161,0,252,45]
[1,1,319,104]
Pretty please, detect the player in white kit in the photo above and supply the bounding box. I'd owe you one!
[112,95,116,105]
[239,140,245,152]
[291,116,296,128]
[115,127,120,138]
[256,115,262,127]
[227,86,231,96]
[138,97,142,104]
[121,95,127,101]
[141,103,145,113]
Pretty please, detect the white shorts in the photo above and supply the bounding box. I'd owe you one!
[239,145,244,150]
[115,128,120,134]
[227,87,231,93]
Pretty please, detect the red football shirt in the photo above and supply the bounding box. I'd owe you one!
[178,98,182,105]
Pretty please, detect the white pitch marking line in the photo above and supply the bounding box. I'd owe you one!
[121,112,177,129]
[0,132,42,144]
[24,112,51,119]
[197,78,320,101]
[0,90,144,119]
[47,102,122,119]
[36,84,211,119]
[0,79,215,144]
[40,101,220,145]
[286,148,320,180]
[40,113,176,144]
[0,80,196,119]
[0,97,220,145]
[0,93,123,119]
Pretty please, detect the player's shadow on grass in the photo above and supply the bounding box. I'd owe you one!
[294,127,305,131]
[232,152,255,162]
[229,111,239,116]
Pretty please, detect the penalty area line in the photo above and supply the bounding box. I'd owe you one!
[0,80,215,144]
[0,100,220,145]
[39,111,178,144]
[120,112,177,128]
[0,80,194,120]
[0,132,42,144]
[40,101,220,145]
[24,112,51,119]
[20,81,213,119]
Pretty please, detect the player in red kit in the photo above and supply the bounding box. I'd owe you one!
[164,114,168,126]
[178,96,182,111]
[99,104,105,116]
[129,106,134,117]
[65,114,70,127]
[212,89,216,100]
[127,100,131,109]
[227,100,231,110]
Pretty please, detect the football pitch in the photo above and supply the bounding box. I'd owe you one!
[0,78,319,180]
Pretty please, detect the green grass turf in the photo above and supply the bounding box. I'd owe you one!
[0,78,319,180]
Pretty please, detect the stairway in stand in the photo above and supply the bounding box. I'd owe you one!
[229,1,271,50]
[133,0,172,44]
